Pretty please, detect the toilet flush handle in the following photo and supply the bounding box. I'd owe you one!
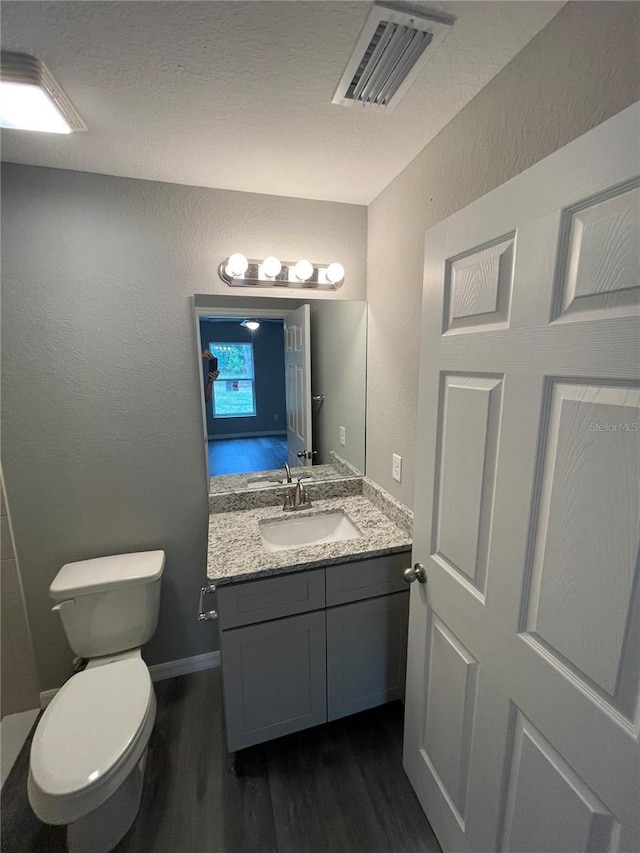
[52,599,75,613]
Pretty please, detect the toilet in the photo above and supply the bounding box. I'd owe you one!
[28,550,165,853]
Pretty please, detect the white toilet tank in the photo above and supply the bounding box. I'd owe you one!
[50,551,165,659]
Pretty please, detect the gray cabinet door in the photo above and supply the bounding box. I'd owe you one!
[326,592,409,722]
[220,610,327,751]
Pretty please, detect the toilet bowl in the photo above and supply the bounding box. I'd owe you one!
[28,551,165,853]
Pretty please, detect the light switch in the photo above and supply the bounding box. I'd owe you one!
[340,426,346,446]
[392,453,402,482]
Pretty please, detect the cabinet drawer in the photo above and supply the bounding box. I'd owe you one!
[325,550,410,606]
[217,568,325,629]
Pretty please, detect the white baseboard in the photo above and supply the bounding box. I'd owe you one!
[149,651,220,681]
[39,651,220,708]
[207,431,286,440]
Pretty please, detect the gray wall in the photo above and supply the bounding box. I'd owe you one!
[366,0,640,506]
[1,470,40,715]
[199,319,286,439]
[310,301,366,473]
[0,165,366,690]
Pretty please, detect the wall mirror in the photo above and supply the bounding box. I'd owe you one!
[193,294,366,493]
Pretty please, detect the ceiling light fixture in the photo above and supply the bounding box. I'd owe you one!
[241,319,260,331]
[0,52,86,133]
[219,255,345,290]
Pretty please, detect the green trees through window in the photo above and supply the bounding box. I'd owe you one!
[210,343,256,418]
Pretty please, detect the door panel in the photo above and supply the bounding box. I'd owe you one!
[422,614,478,823]
[500,709,617,853]
[444,233,514,332]
[434,374,503,597]
[555,183,640,322]
[404,104,640,853]
[524,382,640,709]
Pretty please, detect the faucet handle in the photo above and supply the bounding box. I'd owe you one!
[296,478,312,507]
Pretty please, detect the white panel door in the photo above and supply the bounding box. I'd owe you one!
[284,304,313,469]
[404,103,640,853]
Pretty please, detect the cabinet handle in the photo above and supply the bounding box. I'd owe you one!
[403,563,427,584]
[198,585,218,621]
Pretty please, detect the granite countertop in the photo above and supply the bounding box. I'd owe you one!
[207,489,412,585]
[208,462,341,495]
[208,452,362,495]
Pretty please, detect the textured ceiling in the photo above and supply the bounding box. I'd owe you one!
[0,1,563,204]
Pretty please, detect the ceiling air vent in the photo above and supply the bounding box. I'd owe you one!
[333,3,454,112]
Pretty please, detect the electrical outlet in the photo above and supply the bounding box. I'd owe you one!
[340,426,346,446]
[274,413,278,421]
[392,453,402,482]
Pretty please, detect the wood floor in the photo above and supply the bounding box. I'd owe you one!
[208,436,288,476]
[1,668,441,853]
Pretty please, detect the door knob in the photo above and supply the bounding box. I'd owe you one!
[403,563,427,584]
[297,450,317,459]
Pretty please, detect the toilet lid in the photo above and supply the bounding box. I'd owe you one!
[30,658,153,797]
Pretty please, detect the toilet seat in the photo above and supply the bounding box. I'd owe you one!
[28,656,155,826]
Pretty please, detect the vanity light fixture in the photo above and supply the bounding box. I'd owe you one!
[219,255,345,290]
[0,52,86,133]
[241,319,260,331]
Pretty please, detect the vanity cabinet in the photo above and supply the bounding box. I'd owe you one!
[217,549,410,752]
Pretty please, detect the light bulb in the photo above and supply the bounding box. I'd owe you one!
[262,256,282,278]
[227,253,249,276]
[295,260,314,281]
[244,319,260,330]
[326,262,345,283]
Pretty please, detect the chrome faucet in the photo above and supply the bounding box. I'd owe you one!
[283,478,312,512]
[283,461,292,484]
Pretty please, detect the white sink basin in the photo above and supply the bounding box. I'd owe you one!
[259,511,361,553]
